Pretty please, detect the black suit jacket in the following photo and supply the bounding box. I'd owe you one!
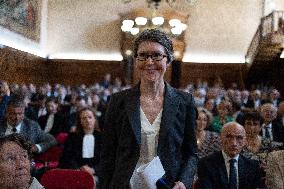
[271,120,284,144]
[59,131,102,172]
[99,83,198,189]
[38,113,67,136]
[198,151,264,189]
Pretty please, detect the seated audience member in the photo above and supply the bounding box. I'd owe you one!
[38,97,67,136]
[90,93,104,131]
[59,107,101,179]
[0,97,57,153]
[34,95,48,119]
[196,107,221,158]
[198,122,264,189]
[210,100,234,133]
[204,99,217,116]
[268,89,281,107]
[245,89,262,110]
[242,112,282,161]
[0,134,44,189]
[260,103,284,144]
[67,96,88,132]
[0,80,10,121]
[240,90,250,108]
[99,73,111,89]
[272,101,284,136]
[23,92,38,122]
[266,150,284,189]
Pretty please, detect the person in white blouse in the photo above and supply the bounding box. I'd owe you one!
[100,29,197,189]
[59,107,101,187]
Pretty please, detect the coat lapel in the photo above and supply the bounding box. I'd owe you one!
[20,120,28,135]
[238,155,246,188]
[0,121,7,136]
[125,84,142,145]
[218,152,229,188]
[157,83,180,154]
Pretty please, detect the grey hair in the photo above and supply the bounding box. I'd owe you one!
[133,29,174,64]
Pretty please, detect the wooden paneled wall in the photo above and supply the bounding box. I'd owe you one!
[0,48,47,85]
[180,63,249,89]
[0,47,249,88]
[0,47,123,85]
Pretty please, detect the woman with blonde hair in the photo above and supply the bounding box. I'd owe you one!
[196,107,221,158]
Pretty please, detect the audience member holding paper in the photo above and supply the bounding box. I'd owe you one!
[99,29,198,189]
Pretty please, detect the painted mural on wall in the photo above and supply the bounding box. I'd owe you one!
[0,0,40,41]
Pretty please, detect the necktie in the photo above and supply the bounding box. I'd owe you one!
[264,126,270,139]
[12,128,17,133]
[229,159,237,189]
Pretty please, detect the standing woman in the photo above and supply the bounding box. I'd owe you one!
[99,29,198,189]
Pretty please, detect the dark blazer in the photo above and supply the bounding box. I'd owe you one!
[0,118,57,153]
[271,120,284,144]
[99,83,198,189]
[59,131,102,172]
[197,151,264,189]
[38,113,67,136]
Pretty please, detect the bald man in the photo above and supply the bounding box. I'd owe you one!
[197,122,264,189]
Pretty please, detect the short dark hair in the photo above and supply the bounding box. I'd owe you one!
[133,29,174,64]
[46,96,58,105]
[243,111,263,125]
[0,134,33,159]
[7,96,25,108]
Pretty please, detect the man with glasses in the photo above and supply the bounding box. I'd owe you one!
[198,122,264,189]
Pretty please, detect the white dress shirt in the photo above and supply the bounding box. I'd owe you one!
[262,123,273,140]
[82,134,95,158]
[222,151,239,188]
[44,114,55,133]
[5,122,42,152]
[38,107,47,118]
[5,122,21,135]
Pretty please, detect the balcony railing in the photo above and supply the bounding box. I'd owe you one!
[245,11,284,63]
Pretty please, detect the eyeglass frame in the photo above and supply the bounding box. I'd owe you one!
[135,53,167,61]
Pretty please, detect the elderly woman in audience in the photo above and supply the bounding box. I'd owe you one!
[242,111,282,161]
[59,107,101,182]
[210,100,234,133]
[0,134,44,189]
[204,99,217,116]
[266,150,284,189]
[196,107,221,158]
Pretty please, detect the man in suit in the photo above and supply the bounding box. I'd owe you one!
[0,80,10,121]
[260,103,284,144]
[198,122,264,189]
[268,89,281,107]
[245,90,262,110]
[38,97,67,136]
[0,98,57,153]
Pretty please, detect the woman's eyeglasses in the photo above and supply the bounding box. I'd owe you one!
[136,53,167,61]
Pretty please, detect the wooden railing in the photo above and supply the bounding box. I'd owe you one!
[245,11,284,63]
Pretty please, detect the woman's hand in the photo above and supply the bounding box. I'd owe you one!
[80,165,95,175]
[172,181,186,189]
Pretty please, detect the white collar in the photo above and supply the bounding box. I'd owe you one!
[262,122,272,129]
[7,121,22,132]
[222,150,239,162]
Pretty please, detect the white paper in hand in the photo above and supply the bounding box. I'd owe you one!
[136,156,165,189]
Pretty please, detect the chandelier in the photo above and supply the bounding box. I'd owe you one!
[124,0,199,9]
[121,0,197,36]
[121,9,189,36]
